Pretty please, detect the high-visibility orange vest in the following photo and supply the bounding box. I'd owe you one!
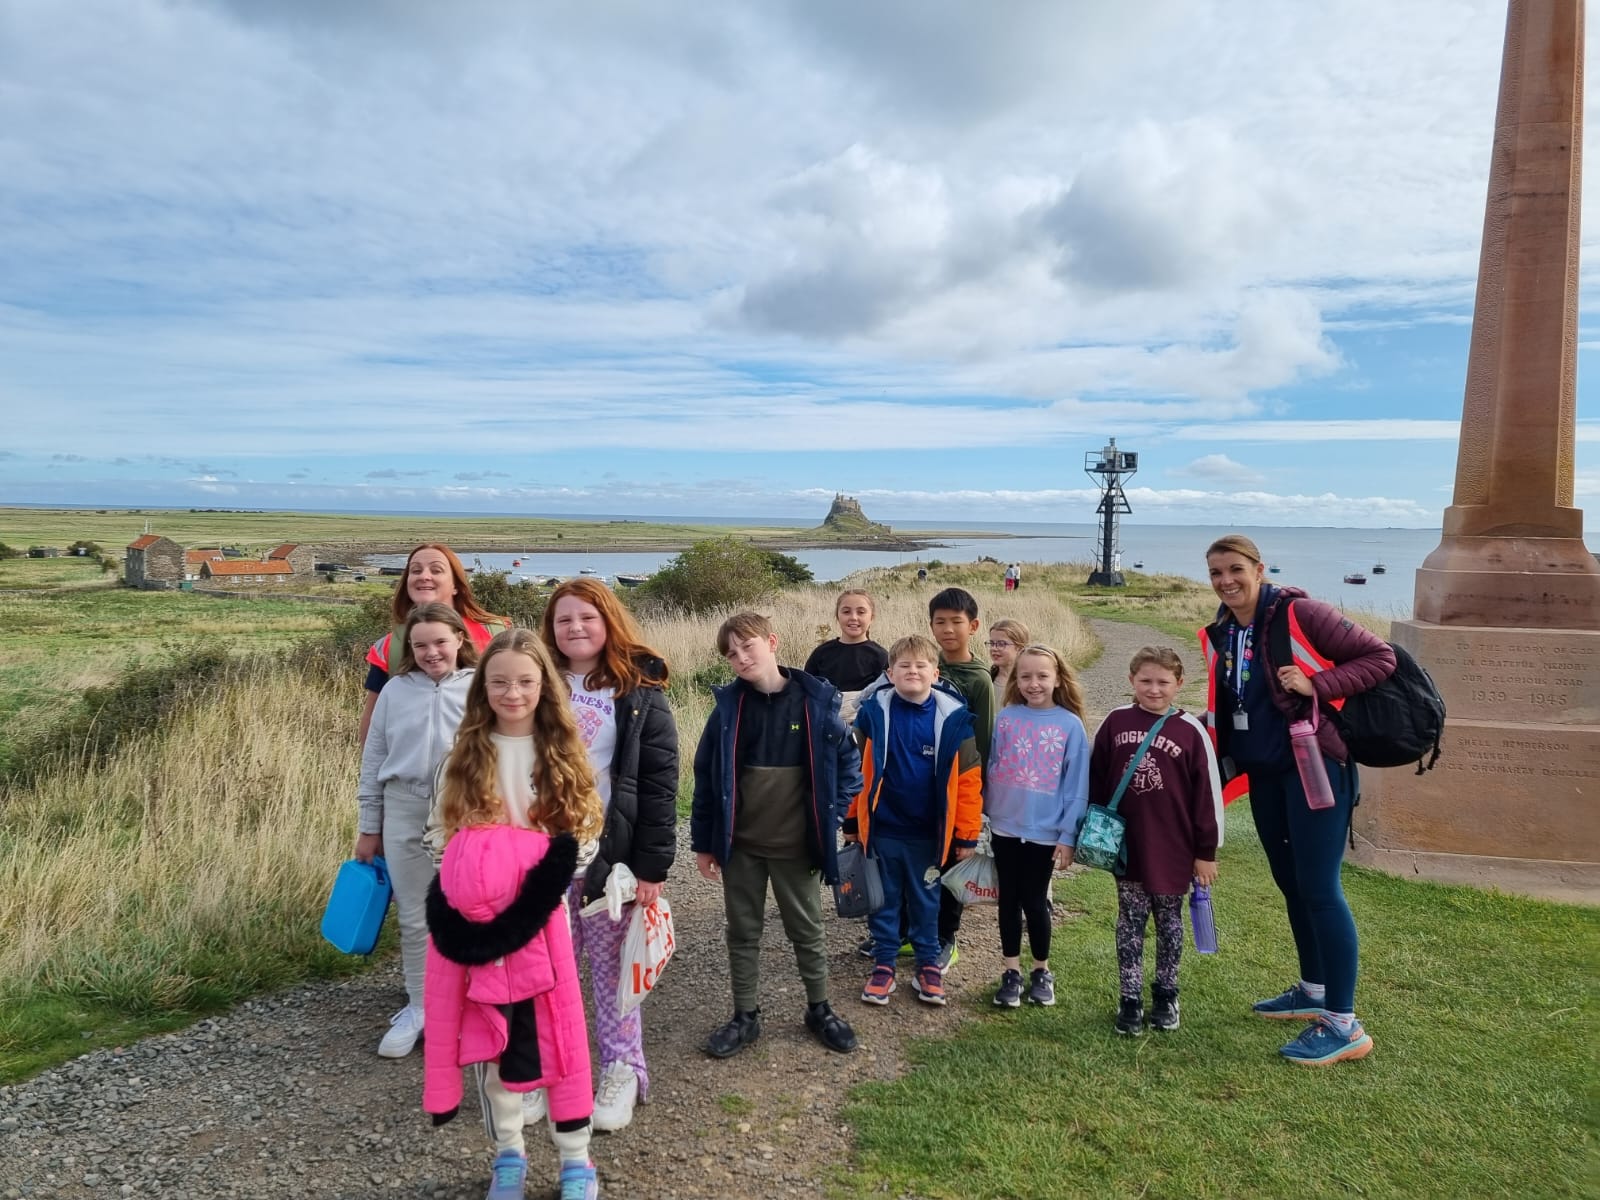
[1196,602,1339,805]
[366,617,509,675]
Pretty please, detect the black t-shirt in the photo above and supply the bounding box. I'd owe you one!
[803,639,889,692]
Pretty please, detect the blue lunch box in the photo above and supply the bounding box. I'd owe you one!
[321,857,392,955]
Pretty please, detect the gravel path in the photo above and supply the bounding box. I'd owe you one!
[1,619,1180,1200]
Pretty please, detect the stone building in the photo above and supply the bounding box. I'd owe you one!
[184,549,224,580]
[266,543,315,575]
[124,535,183,590]
[200,559,294,585]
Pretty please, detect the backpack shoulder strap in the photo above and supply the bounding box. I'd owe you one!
[1105,712,1170,815]
[1268,598,1294,676]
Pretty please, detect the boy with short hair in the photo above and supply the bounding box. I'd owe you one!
[845,634,983,1007]
[926,587,996,969]
[692,612,863,1059]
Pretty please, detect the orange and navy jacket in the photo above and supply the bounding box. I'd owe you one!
[1198,584,1396,801]
[366,617,508,678]
[843,675,983,862]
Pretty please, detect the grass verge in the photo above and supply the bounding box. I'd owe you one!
[839,802,1596,1200]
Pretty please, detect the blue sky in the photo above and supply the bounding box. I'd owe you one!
[0,0,1596,529]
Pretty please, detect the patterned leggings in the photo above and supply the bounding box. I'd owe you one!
[1115,879,1183,999]
[568,882,649,1099]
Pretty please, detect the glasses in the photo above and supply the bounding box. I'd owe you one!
[985,640,1015,649]
[487,678,541,695]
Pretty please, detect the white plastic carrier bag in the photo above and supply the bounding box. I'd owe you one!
[617,896,676,1017]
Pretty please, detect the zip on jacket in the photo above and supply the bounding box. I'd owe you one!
[358,668,474,835]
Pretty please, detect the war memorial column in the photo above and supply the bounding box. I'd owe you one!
[1352,0,1599,900]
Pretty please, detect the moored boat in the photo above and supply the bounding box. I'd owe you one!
[1343,572,1367,585]
[1268,564,1282,574]
[615,573,649,588]
[1371,563,1387,574]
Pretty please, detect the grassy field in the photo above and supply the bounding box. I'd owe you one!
[0,554,347,772]
[0,506,963,556]
[840,805,1597,1200]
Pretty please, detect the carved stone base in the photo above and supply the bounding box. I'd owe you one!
[1349,620,1598,904]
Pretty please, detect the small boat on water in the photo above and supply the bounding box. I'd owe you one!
[1371,563,1387,574]
[1268,565,1282,574]
[1343,572,1368,585]
[512,559,521,567]
[1132,560,1144,569]
[579,567,599,576]
[615,573,649,588]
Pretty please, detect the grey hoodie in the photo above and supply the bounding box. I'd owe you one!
[358,668,474,834]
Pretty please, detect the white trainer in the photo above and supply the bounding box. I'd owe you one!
[377,1005,424,1058]
[591,1062,639,1133]
[521,1087,548,1126]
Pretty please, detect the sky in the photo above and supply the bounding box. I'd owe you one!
[1,0,1597,529]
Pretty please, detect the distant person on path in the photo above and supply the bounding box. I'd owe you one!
[538,578,678,1134]
[1089,646,1222,1037]
[986,618,1031,699]
[986,644,1088,1009]
[1200,534,1394,1066]
[359,543,508,744]
[355,603,477,1059]
[691,612,863,1060]
[926,587,996,974]
[804,589,889,719]
[424,629,605,1200]
[1003,563,1017,592]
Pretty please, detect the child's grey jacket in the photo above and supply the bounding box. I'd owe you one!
[357,668,474,835]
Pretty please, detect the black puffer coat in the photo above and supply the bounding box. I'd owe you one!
[579,656,680,904]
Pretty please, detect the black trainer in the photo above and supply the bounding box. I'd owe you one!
[993,969,1024,1008]
[804,1002,858,1054]
[1114,997,1145,1037]
[705,1009,762,1058]
[1149,989,1180,1031]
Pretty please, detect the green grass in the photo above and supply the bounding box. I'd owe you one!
[840,804,1597,1200]
[0,558,347,770]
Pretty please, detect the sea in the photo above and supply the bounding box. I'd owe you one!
[371,520,1473,613]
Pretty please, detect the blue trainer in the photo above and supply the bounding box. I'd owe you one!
[1251,984,1324,1020]
[559,1160,601,1200]
[486,1150,527,1200]
[1279,1018,1373,1066]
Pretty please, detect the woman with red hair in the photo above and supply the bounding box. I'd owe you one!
[537,577,678,1134]
[358,544,508,744]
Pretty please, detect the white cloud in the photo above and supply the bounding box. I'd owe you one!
[1174,454,1266,486]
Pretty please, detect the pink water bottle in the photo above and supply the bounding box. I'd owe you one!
[1290,707,1336,811]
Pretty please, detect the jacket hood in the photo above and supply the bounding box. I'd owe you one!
[427,826,578,966]
[712,665,837,709]
[633,653,668,685]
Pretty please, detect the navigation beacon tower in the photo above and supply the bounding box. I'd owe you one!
[1084,438,1136,587]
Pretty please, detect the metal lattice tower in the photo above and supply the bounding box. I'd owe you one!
[1084,438,1136,587]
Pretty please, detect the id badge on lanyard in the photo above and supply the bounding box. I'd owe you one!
[1228,622,1253,731]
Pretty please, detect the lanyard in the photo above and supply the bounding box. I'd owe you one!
[1222,621,1254,706]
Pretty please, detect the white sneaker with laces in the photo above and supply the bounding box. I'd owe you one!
[521,1088,548,1126]
[591,1062,639,1132]
[377,1004,424,1058]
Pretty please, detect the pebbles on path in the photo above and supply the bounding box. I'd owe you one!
[2,620,1178,1200]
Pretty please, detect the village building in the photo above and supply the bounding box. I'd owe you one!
[124,534,184,590]
[200,559,294,585]
[184,549,225,580]
[27,546,62,558]
[266,543,315,575]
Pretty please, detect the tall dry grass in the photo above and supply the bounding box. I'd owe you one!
[0,663,361,1010]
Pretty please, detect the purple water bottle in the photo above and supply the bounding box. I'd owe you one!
[1290,706,1336,810]
[1190,880,1217,954]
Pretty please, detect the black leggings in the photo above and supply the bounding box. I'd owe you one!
[991,834,1055,962]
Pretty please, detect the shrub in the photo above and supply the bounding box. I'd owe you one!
[761,549,814,585]
[0,543,20,560]
[460,570,547,629]
[635,537,782,614]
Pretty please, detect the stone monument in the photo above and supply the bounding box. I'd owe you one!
[1352,0,1599,902]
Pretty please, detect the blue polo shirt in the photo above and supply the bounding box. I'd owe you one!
[874,693,938,839]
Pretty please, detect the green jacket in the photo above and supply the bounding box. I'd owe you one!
[938,653,996,766]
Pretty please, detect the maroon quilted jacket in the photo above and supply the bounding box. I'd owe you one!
[1205,585,1396,763]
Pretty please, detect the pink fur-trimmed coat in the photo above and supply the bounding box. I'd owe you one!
[422,825,593,1126]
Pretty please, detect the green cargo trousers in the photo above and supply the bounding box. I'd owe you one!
[721,847,830,1012]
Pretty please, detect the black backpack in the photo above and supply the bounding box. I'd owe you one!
[1271,603,1445,774]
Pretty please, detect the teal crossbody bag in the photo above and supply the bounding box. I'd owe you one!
[1075,712,1171,874]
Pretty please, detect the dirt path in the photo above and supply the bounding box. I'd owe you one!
[0,619,1182,1200]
